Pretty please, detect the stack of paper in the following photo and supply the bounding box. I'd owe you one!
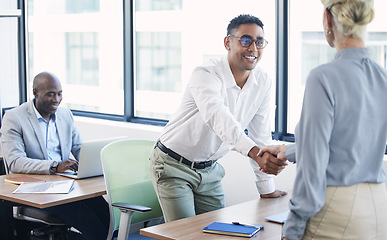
[13,180,75,194]
[203,222,263,238]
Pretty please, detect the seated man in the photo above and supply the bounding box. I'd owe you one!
[1,72,109,240]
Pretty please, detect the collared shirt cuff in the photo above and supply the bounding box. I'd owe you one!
[49,161,57,175]
[285,143,296,163]
[255,177,276,195]
[237,136,256,157]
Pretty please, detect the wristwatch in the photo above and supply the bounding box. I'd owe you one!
[51,161,59,172]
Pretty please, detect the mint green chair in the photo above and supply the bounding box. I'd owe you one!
[100,139,163,240]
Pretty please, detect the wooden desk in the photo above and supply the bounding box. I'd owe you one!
[0,174,106,240]
[0,174,106,208]
[141,194,290,240]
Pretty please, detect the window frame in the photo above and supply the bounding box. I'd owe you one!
[274,0,293,142]
[18,0,293,135]
[5,0,27,106]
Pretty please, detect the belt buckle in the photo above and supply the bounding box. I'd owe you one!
[190,161,195,169]
[208,160,213,167]
[208,160,216,168]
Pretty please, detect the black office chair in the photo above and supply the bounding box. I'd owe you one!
[0,159,6,176]
[1,154,72,240]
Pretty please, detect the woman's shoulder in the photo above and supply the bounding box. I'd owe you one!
[307,62,338,83]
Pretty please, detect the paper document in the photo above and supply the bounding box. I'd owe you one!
[13,180,75,194]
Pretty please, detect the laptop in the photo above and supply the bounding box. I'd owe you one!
[57,137,127,179]
[264,210,290,224]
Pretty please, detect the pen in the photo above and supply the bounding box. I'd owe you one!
[232,222,263,229]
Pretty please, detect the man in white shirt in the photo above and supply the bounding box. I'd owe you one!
[150,14,288,222]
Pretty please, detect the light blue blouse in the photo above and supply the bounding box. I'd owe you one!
[283,48,387,239]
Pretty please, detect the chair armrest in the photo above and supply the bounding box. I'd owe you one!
[112,202,151,213]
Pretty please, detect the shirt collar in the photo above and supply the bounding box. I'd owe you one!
[222,57,238,89]
[32,99,56,122]
[334,47,370,61]
[222,57,257,90]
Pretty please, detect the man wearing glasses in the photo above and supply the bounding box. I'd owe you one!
[150,14,288,222]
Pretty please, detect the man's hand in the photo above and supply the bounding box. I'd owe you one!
[249,146,288,175]
[260,189,288,198]
[258,144,287,160]
[258,152,287,175]
[57,159,79,173]
[257,144,288,174]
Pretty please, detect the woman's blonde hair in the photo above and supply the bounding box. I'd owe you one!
[321,0,374,39]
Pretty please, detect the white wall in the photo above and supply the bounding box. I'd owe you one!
[75,116,386,207]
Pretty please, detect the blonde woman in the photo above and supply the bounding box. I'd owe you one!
[261,0,387,239]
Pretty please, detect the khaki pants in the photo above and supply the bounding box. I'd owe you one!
[150,146,225,222]
[303,182,387,240]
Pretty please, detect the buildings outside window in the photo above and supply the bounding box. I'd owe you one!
[23,0,387,135]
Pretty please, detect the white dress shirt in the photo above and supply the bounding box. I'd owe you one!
[160,56,276,194]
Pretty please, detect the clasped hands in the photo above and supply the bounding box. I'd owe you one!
[249,144,287,175]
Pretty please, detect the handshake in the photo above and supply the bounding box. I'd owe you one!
[249,144,288,175]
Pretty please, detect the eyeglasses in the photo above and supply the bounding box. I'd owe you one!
[228,34,268,49]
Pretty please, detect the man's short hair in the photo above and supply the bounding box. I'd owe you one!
[227,14,264,36]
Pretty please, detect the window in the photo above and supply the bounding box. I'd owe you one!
[135,32,182,119]
[287,0,387,135]
[368,32,387,69]
[0,17,20,108]
[66,32,99,86]
[20,0,387,139]
[26,0,123,115]
[136,0,182,11]
[25,0,275,127]
[66,0,100,14]
[133,0,276,128]
[0,1,25,115]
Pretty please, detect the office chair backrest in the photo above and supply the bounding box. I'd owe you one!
[0,157,7,175]
[1,157,9,175]
[1,106,15,128]
[101,139,163,237]
[0,140,9,175]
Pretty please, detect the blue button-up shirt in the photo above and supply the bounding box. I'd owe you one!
[33,103,62,162]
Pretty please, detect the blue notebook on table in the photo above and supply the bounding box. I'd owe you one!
[203,222,263,238]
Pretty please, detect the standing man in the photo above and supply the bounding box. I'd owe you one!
[150,14,288,222]
[1,72,109,239]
